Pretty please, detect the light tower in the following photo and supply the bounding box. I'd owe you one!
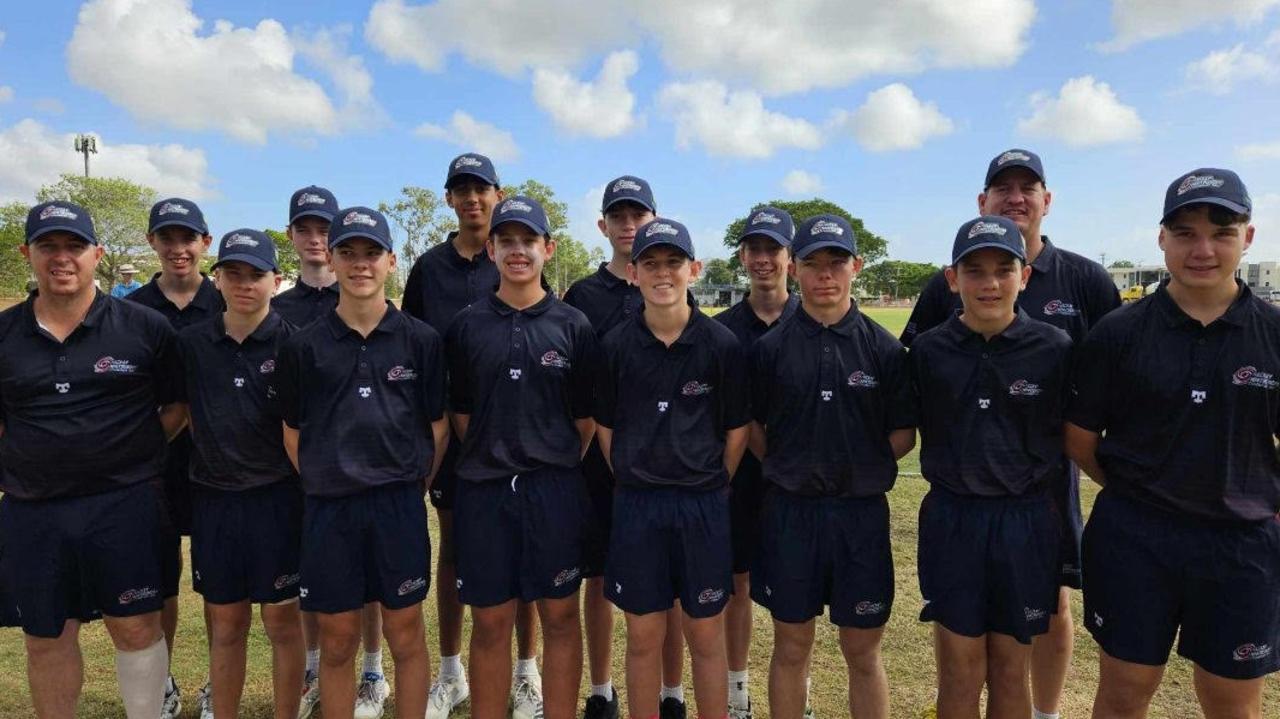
[73,134,97,178]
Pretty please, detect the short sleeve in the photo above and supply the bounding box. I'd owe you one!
[152,321,181,405]
[749,340,773,425]
[1065,323,1115,432]
[273,338,302,429]
[881,337,917,430]
[720,336,751,430]
[444,315,473,414]
[900,270,954,347]
[401,257,427,322]
[419,328,447,423]
[593,338,619,428]
[569,320,599,420]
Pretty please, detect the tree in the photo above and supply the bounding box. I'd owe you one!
[857,260,942,299]
[378,186,457,267]
[1108,260,1135,268]
[507,179,602,295]
[0,202,32,297]
[264,228,301,280]
[722,199,888,270]
[699,258,739,286]
[36,174,158,287]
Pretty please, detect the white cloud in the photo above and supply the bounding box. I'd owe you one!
[0,119,214,203]
[1237,140,1280,159]
[1016,76,1145,147]
[414,111,521,162]
[782,170,823,195]
[1183,31,1280,93]
[831,83,953,152]
[658,81,822,159]
[1101,0,1280,52]
[0,87,12,103]
[67,0,376,144]
[571,182,610,255]
[532,51,641,139]
[293,25,384,128]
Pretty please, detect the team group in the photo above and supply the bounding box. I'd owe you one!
[0,148,1276,719]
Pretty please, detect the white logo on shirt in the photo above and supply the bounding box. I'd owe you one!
[387,365,417,381]
[1009,380,1042,396]
[260,359,275,374]
[509,368,523,380]
[540,351,570,369]
[821,390,833,401]
[657,401,669,412]
[358,386,372,398]
[1191,389,1207,404]
[1232,366,1279,390]
[1043,299,1079,317]
[847,371,878,388]
[681,381,712,396]
[233,377,245,388]
[54,382,70,394]
[93,356,137,374]
[978,398,991,409]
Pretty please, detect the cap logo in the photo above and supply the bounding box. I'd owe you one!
[968,221,1008,238]
[612,178,642,192]
[343,211,378,228]
[751,212,782,225]
[645,222,680,237]
[296,193,326,206]
[811,220,844,236]
[157,202,190,216]
[39,205,77,221]
[1177,174,1225,195]
[500,199,533,214]
[997,151,1031,165]
[226,233,259,248]
[454,155,483,169]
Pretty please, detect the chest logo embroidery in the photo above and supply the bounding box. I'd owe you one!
[1008,379,1042,396]
[509,368,523,380]
[681,381,712,396]
[1043,299,1079,317]
[541,351,571,369]
[387,365,417,381]
[657,401,669,413]
[978,398,991,409]
[233,377,245,388]
[820,390,833,402]
[847,371,878,388]
[1232,366,1279,390]
[358,386,372,398]
[93,356,137,374]
[259,359,275,374]
[1191,390,1207,404]
[54,382,70,394]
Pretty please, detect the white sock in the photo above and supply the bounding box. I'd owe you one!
[362,649,383,676]
[514,657,539,679]
[728,669,750,708]
[805,676,812,703]
[440,654,463,679]
[590,681,613,699]
[115,638,169,719]
[305,649,319,674]
[660,684,684,702]
[1032,710,1060,719]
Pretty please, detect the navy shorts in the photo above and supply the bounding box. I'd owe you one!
[428,435,462,510]
[752,489,894,629]
[159,518,181,599]
[0,530,19,628]
[605,486,732,619]
[300,481,431,614]
[1083,489,1280,680]
[729,454,766,574]
[162,430,195,534]
[455,467,589,607]
[917,487,1059,644]
[191,482,304,605]
[581,439,614,578]
[1051,460,1084,589]
[0,482,166,638]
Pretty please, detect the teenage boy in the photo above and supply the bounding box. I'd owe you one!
[911,216,1072,719]
[176,229,305,718]
[0,201,185,717]
[1067,169,1280,719]
[127,196,224,718]
[596,217,749,719]
[445,196,596,719]
[713,206,799,719]
[750,214,916,719]
[564,176,688,719]
[901,150,1118,719]
[274,206,447,719]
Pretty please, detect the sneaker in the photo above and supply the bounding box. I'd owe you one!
[803,703,817,719]
[510,674,544,719]
[196,682,214,719]
[298,669,320,719]
[354,671,390,719]
[582,689,619,719]
[728,699,753,719]
[426,672,471,719]
[659,697,686,719]
[160,675,182,719]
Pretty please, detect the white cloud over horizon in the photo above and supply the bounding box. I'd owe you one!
[658,81,823,159]
[532,51,641,139]
[1016,76,1145,147]
[832,83,953,152]
[414,111,522,162]
[1101,0,1280,51]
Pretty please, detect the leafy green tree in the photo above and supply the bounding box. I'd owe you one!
[699,257,739,286]
[1108,259,1134,268]
[264,228,301,281]
[378,186,457,267]
[507,179,602,295]
[857,260,942,299]
[722,199,888,271]
[0,202,32,296]
[36,174,158,287]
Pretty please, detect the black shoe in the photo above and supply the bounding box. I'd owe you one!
[660,697,686,719]
[582,689,619,719]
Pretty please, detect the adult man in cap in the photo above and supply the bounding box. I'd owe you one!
[111,263,142,298]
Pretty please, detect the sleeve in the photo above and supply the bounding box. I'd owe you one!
[882,337,918,430]
[593,338,619,428]
[749,339,773,425]
[273,338,302,429]
[444,316,473,414]
[152,321,181,405]
[569,320,599,420]
[720,336,751,430]
[907,338,926,429]
[562,282,581,311]
[420,328,447,423]
[900,270,954,347]
[1084,263,1122,324]
[1064,322,1115,432]
[401,256,426,322]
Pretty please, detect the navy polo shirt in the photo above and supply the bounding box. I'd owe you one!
[595,307,750,491]
[273,305,447,497]
[563,263,643,336]
[0,293,179,500]
[272,280,339,327]
[751,305,916,498]
[177,312,297,491]
[1068,281,1280,523]
[401,235,500,335]
[127,273,226,330]
[901,238,1119,347]
[911,311,1072,497]
[446,292,598,482]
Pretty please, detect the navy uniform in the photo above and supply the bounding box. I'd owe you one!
[0,202,179,637]
[750,216,915,628]
[1069,171,1280,680]
[911,217,1072,644]
[273,207,446,614]
[273,186,341,327]
[178,230,302,606]
[596,219,749,619]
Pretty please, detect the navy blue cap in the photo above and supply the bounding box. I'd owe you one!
[601,175,656,213]
[26,201,97,245]
[329,206,393,251]
[446,153,499,188]
[984,149,1045,188]
[739,206,794,247]
[952,216,1025,265]
[1162,168,1252,223]
[212,228,278,272]
[290,186,339,224]
[793,214,856,258]
[632,217,695,261]
[148,197,208,235]
[491,196,551,237]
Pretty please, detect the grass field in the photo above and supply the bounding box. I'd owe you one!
[0,305,1275,716]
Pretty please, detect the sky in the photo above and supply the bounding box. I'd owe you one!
[1,0,1279,267]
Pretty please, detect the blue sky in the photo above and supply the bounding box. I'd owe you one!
[1,0,1279,266]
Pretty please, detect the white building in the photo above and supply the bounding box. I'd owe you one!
[1108,262,1278,292]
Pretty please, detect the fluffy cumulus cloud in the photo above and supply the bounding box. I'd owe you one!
[414,111,521,162]
[1237,140,1280,159]
[1184,30,1280,94]
[1101,0,1280,51]
[658,81,822,159]
[831,83,953,152]
[0,119,214,202]
[67,0,378,144]
[1016,76,1145,147]
[781,170,823,195]
[532,51,641,138]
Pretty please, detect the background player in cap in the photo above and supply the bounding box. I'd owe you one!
[750,214,916,719]
[595,217,749,719]
[274,185,341,328]
[445,196,596,719]
[911,216,1072,719]
[275,206,447,719]
[176,229,305,718]
[1066,169,1280,718]
[0,201,186,717]
[713,205,799,719]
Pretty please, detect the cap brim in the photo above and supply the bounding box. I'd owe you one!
[213,255,277,272]
[446,171,499,188]
[27,225,98,246]
[953,241,1025,265]
[1161,197,1251,223]
[290,209,335,223]
[795,240,854,259]
[739,229,791,247]
[491,218,550,237]
[603,196,656,213]
[631,239,694,261]
[149,219,207,235]
[328,230,393,250]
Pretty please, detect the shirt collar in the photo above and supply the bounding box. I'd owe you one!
[1030,236,1058,274]
[443,232,490,269]
[795,302,861,337]
[23,290,109,336]
[294,279,339,295]
[488,290,556,317]
[740,292,799,330]
[594,262,629,290]
[941,307,1035,348]
[635,302,706,347]
[1153,279,1252,329]
[212,310,284,344]
[324,301,402,339]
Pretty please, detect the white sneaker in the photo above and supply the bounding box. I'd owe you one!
[354,672,390,719]
[298,669,320,719]
[196,682,214,719]
[160,675,182,719]
[510,675,544,719]
[426,672,471,719]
